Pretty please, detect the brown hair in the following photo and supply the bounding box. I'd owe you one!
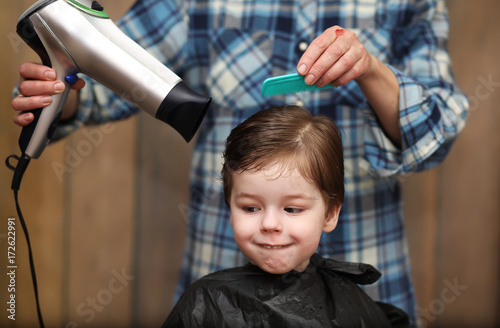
[222,105,344,213]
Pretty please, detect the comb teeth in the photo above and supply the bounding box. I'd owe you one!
[261,73,335,97]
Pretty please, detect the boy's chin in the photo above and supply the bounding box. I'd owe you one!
[251,258,310,274]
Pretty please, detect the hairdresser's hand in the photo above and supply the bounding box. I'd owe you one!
[297,26,402,147]
[296,26,376,87]
[11,62,85,127]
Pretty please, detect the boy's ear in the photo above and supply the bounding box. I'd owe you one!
[323,204,341,233]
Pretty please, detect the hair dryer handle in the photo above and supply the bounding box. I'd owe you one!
[19,70,71,159]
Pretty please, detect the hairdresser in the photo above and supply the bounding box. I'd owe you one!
[11,0,468,325]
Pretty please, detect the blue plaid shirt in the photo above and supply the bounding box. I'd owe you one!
[55,0,468,323]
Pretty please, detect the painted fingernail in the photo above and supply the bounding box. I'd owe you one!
[45,70,56,80]
[54,82,65,93]
[298,64,307,75]
[41,96,52,105]
[305,74,315,85]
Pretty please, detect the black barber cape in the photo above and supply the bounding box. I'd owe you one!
[163,254,409,328]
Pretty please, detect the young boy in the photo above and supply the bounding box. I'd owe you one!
[163,106,409,327]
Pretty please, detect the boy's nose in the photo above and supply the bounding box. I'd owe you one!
[260,210,282,233]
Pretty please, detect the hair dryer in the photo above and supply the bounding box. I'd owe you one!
[10,0,211,190]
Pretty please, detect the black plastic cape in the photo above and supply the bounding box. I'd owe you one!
[163,254,409,327]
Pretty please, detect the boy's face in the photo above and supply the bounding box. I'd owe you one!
[229,164,340,274]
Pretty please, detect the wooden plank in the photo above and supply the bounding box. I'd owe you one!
[134,115,192,326]
[434,0,500,326]
[65,119,136,327]
[402,169,439,325]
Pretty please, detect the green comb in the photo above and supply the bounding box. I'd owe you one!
[261,73,336,97]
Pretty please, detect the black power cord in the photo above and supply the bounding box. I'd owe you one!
[6,154,45,328]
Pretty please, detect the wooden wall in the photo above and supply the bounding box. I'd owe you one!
[0,1,498,327]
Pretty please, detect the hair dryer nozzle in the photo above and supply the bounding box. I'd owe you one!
[156,82,211,142]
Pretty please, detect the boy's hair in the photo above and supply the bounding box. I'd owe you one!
[222,105,344,214]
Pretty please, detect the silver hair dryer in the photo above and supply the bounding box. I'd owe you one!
[16,0,211,159]
[9,0,211,190]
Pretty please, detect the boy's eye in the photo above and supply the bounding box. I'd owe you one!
[284,207,303,214]
[243,206,259,213]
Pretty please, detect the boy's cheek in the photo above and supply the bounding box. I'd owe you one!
[232,221,254,241]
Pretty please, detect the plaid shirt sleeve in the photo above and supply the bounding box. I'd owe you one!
[363,0,469,176]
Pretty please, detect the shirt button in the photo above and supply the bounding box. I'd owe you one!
[296,40,309,53]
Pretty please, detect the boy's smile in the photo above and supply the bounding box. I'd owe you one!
[229,164,340,274]
[257,244,292,249]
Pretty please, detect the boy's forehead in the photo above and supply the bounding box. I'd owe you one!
[232,165,322,199]
[234,189,320,200]
[232,160,319,189]
[259,164,302,179]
